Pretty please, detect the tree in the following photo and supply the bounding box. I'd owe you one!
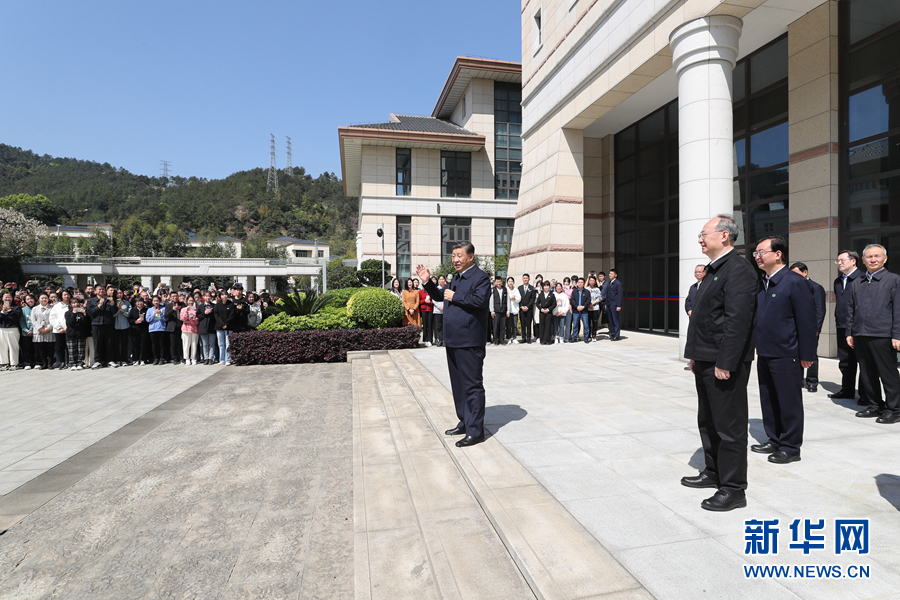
[327,257,361,290]
[356,258,391,287]
[243,236,288,259]
[0,193,67,226]
[0,207,47,258]
[76,228,113,257]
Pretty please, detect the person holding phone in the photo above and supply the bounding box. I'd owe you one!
[128,297,150,365]
[113,287,131,366]
[65,297,91,370]
[0,292,23,370]
[180,296,200,365]
[146,296,167,365]
[196,291,216,365]
[86,285,117,369]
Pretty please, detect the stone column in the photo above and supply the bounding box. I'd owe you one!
[237,276,250,291]
[670,15,742,357]
[262,276,273,293]
[159,276,173,289]
[141,276,153,290]
[62,273,76,289]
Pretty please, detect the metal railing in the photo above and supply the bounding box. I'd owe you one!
[19,255,326,267]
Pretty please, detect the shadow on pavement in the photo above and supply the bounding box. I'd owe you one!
[875,474,900,512]
[688,448,704,470]
[485,404,528,433]
[749,417,767,444]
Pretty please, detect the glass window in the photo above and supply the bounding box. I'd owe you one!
[750,37,789,93]
[495,81,522,200]
[494,219,514,276]
[441,151,471,198]
[848,85,893,142]
[749,123,789,171]
[748,201,790,243]
[396,148,411,196]
[397,216,411,279]
[849,0,900,45]
[442,218,471,264]
[848,27,900,92]
[848,135,900,179]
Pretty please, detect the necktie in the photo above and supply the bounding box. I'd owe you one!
[764,276,770,292]
[842,274,848,290]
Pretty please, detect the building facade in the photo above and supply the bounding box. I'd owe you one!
[510,0,900,356]
[340,58,522,280]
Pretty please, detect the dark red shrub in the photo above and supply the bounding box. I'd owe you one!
[228,325,422,365]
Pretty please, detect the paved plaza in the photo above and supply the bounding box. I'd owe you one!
[0,333,898,600]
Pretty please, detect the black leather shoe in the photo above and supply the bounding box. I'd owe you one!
[806,385,817,393]
[701,490,746,512]
[768,451,801,464]
[855,406,882,418]
[876,411,900,424]
[455,435,484,447]
[680,473,718,489]
[444,426,466,436]
[828,390,855,399]
[750,442,778,454]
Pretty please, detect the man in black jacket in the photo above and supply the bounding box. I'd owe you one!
[418,242,491,447]
[570,277,591,343]
[831,250,866,402]
[86,285,117,369]
[682,215,757,512]
[789,262,827,392]
[518,274,535,343]
[684,264,706,316]
[847,244,900,424]
[755,240,817,464]
[165,291,183,364]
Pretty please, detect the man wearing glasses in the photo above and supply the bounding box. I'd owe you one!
[681,215,757,511]
[847,244,900,424]
[830,250,867,403]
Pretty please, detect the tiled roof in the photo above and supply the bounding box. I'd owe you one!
[353,115,476,136]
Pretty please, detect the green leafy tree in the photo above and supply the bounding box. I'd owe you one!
[357,258,391,287]
[327,257,361,290]
[76,228,113,257]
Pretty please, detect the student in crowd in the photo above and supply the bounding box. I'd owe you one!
[518,274,535,344]
[570,277,591,343]
[128,297,151,365]
[1,292,23,370]
[197,292,217,365]
[65,297,91,370]
[31,293,55,370]
[113,288,131,366]
[402,278,421,327]
[562,277,574,342]
[587,275,601,341]
[389,278,402,299]
[247,292,263,330]
[553,282,570,344]
[146,296,168,365]
[86,285,116,369]
[213,290,234,365]
[19,294,35,369]
[537,281,555,345]
[489,276,508,346]
[50,289,71,369]
[505,276,521,345]
[432,275,446,347]
[419,282,434,346]
[180,296,200,365]
[165,291,184,364]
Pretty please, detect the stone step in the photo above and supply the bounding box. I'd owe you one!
[388,349,653,600]
[352,355,536,600]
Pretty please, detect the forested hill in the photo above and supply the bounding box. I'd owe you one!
[0,143,358,254]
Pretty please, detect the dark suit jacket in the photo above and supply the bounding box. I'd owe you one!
[756,267,818,360]
[423,265,490,348]
[684,250,758,371]
[833,268,862,330]
[685,282,699,315]
[518,284,535,312]
[806,277,826,334]
[570,288,591,313]
[536,291,555,313]
[164,302,183,333]
[606,279,623,308]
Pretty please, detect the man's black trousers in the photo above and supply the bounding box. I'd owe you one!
[758,356,804,454]
[520,308,533,342]
[855,336,900,412]
[505,313,518,342]
[492,314,506,345]
[836,327,866,401]
[693,360,751,494]
[445,346,486,438]
[91,324,112,365]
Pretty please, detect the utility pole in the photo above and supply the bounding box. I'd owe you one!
[267,134,279,194]
[284,136,293,177]
[160,160,171,178]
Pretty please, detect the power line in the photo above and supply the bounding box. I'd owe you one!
[267,134,279,194]
[284,136,293,177]
[160,160,171,178]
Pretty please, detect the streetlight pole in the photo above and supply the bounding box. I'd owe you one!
[377,225,385,288]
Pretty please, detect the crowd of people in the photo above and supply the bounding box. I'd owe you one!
[0,279,271,371]
[389,269,624,346]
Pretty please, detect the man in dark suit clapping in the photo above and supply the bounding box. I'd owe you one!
[754,239,817,464]
[418,242,491,447]
[682,214,757,512]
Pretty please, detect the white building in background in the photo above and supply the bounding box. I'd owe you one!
[339,57,522,280]
[267,236,329,259]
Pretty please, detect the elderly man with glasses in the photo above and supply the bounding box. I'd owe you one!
[847,244,900,424]
[830,250,867,403]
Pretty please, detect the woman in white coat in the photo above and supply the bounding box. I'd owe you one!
[50,290,71,369]
[30,293,56,369]
[504,277,521,345]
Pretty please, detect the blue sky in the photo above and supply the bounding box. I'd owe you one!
[2,0,521,182]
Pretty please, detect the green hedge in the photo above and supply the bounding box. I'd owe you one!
[347,288,403,329]
[258,311,353,332]
[323,287,363,308]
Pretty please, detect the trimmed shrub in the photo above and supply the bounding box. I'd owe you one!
[229,325,422,364]
[323,287,363,309]
[258,311,353,332]
[347,288,403,329]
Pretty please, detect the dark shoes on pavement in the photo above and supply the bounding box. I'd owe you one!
[876,411,900,424]
[701,489,746,512]
[806,385,817,393]
[455,435,484,447]
[855,406,881,418]
[751,442,778,454]
[828,390,855,399]
[768,451,801,464]
[680,472,718,489]
[444,426,466,436]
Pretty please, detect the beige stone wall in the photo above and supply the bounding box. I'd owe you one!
[583,134,615,275]
[359,214,397,274]
[787,0,840,357]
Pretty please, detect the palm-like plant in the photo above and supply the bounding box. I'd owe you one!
[277,285,329,316]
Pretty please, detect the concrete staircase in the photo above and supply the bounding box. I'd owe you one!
[351,350,652,600]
